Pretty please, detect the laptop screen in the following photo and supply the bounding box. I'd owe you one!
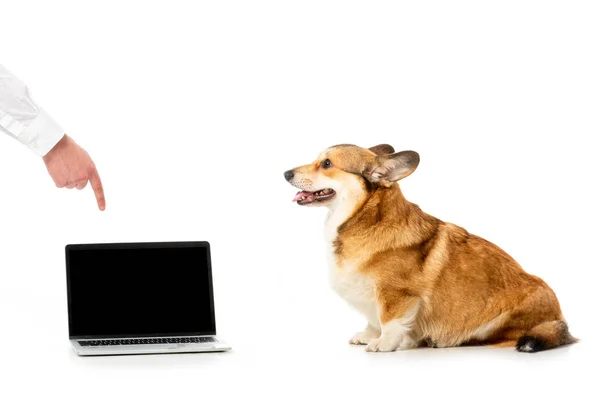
[66,242,216,338]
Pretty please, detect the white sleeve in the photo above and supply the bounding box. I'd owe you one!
[0,64,65,156]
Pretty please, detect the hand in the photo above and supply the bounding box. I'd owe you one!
[42,134,106,211]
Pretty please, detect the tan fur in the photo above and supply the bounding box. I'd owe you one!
[285,144,576,352]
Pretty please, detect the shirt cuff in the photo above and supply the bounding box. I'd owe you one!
[18,108,65,156]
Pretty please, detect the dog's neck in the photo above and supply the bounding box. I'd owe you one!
[324,187,368,243]
[324,183,438,247]
[323,184,401,242]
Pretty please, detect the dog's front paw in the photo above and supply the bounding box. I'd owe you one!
[349,330,379,345]
[366,336,402,352]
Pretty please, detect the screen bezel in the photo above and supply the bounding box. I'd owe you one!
[65,241,216,340]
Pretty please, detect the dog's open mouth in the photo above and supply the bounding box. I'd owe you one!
[292,188,336,205]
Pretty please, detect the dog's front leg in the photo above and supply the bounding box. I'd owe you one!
[366,289,420,352]
[349,323,381,345]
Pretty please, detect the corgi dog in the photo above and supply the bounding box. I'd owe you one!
[284,144,576,353]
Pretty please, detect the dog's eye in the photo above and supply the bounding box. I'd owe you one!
[321,159,332,169]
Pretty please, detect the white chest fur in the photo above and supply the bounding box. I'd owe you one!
[327,249,379,327]
[329,252,379,326]
[325,204,379,327]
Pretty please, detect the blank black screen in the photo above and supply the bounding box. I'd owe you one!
[67,245,215,338]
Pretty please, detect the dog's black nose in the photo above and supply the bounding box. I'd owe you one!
[284,170,294,181]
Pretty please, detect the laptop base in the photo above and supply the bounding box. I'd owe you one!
[71,336,231,356]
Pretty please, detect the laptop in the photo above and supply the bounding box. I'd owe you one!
[65,241,231,356]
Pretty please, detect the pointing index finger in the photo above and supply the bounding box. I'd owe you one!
[89,166,106,211]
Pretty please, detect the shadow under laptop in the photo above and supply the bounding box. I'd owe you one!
[68,345,236,369]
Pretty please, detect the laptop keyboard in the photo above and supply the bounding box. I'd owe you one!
[78,337,216,346]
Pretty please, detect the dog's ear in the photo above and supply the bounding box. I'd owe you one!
[364,151,420,186]
[368,144,395,156]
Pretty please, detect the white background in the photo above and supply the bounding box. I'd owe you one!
[1,1,598,399]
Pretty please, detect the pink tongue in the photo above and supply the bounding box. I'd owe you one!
[292,191,315,202]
